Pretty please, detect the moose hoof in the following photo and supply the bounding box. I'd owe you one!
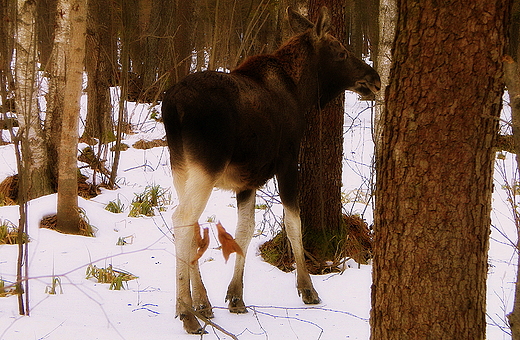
[195,304,214,319]
[226,296,248,314]
[180,313,206,334]
[300,288,321,305]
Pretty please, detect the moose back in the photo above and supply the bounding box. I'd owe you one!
[162,6,380,334]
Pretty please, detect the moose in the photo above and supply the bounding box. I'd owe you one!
[162,7,380,334]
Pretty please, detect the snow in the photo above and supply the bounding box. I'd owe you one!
[0,92,517,339]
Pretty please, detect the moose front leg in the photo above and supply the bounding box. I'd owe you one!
[283,206,320,304]
[277,167,320,305]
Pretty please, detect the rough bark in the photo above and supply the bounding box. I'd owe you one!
[56,0,87,234]
[14,0,53,201]
[370,1,510,339]
[298,0,344,263]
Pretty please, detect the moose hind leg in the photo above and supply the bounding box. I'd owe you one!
[173,166,215,333]
[226,189,256,313]
[191,254,214,318]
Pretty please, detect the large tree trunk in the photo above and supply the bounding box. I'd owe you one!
[14,0,53,201]
[370,1,510,339]
[55,0,87,234]
[298,0,344,266]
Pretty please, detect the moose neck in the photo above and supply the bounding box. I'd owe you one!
[273,33,322,111]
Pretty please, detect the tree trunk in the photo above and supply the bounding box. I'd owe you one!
[373,0,396,150]
[56,0,87,234]
[83,0,115,144]
[371,1,510,339]
[44,0,63,188]
[36,0,57,70]
[14,0,53,201]
[173,0,194,80]
[298,0,344,265]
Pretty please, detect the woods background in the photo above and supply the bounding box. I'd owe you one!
[1,0,520,339]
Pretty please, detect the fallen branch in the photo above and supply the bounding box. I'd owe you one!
[178,300,238,340]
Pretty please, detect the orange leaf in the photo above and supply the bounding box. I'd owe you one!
[217,221,243,263]
[191,224,210,265]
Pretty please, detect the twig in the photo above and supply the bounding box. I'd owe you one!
[248,305,324,339]
[178,300,239,340]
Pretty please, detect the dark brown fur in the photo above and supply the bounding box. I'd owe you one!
[162,7,380,334]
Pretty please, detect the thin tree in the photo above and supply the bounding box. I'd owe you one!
[502,1,520,337]
[373,0,396,148]
[55,0,87,234]
[371,1,510,339]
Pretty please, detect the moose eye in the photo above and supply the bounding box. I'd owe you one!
[338,51,347,60]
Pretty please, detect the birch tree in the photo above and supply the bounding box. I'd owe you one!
[14,0,53,200]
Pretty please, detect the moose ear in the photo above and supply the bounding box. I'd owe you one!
[287,6,314,34]
[315,7,331,38]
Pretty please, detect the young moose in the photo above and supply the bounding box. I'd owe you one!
[162,7,380,334]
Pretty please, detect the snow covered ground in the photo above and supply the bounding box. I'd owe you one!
[0,92,517,339]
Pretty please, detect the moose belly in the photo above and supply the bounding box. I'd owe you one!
[215,163,273,192]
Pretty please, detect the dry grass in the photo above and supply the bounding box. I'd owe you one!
[132,138,167,150]
[85,264,137,290]
[0,173,99,204]
[40,211,95,237]
[0,175,18,205]
[0,219,29,245]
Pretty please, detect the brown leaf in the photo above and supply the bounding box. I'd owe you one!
[191,224,210,265]
[217,221,243,263]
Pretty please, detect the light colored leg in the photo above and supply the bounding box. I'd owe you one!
[190,237,213,318]
[276,162,321,305]
[226,189,256,313]
[172,166,215,334]
[284,206,320,304]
